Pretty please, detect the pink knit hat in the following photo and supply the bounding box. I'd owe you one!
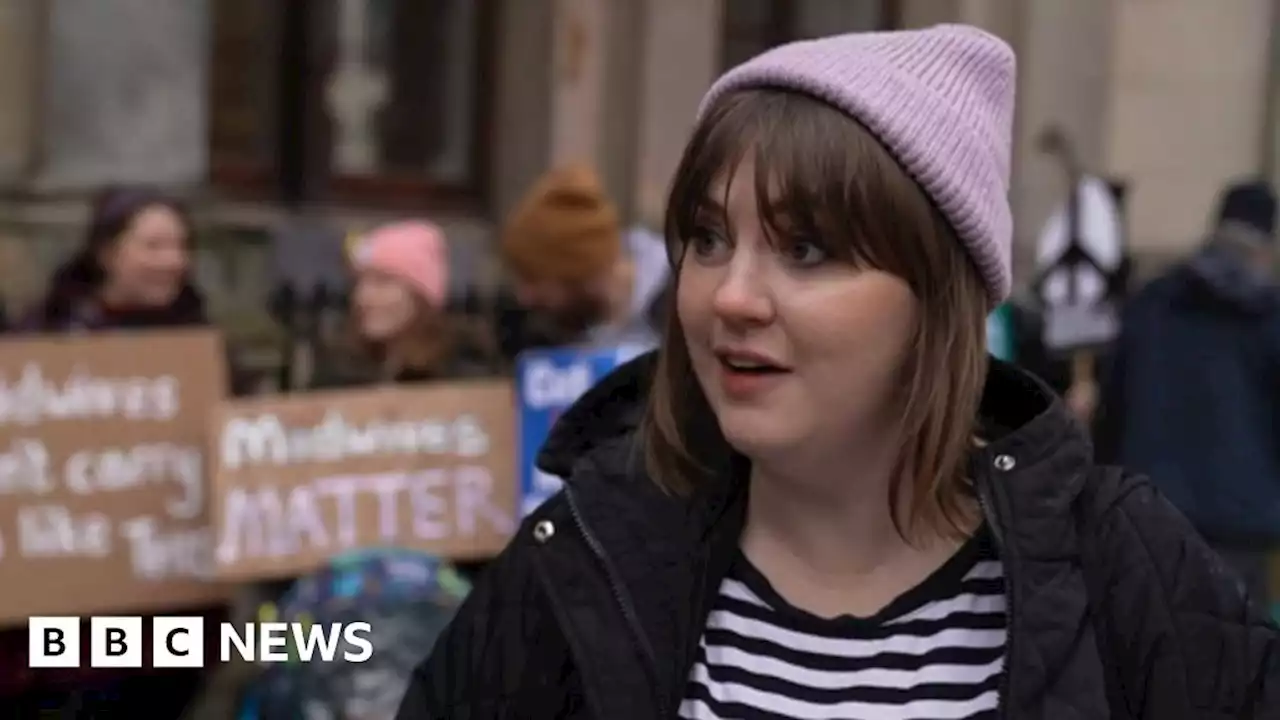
[351,220,449,308]
[699,24,1017,304]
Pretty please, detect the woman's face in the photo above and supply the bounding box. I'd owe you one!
[677,159,920,461]
[99,204,190,308]
[354,270,420,342]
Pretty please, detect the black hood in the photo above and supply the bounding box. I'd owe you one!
[536,350,1088,487]
[536,351,657,478]
[1179,223,1280,316]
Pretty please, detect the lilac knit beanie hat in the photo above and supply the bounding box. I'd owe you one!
[699,24,1017,304]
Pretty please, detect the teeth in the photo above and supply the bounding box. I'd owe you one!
[726,359,770,370]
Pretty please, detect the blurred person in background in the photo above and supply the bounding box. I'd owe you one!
[197,221,495,719]
[1096,179,1280,606]
[16,185,206,332]
[495,163,669,358]
[2,184,219,719]
[313,219,489,388]
[313,220,492,578]
[314,221,492,589]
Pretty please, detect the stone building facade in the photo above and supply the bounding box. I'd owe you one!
[0,0,1275,314]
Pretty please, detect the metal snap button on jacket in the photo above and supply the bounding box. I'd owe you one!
[532,520,556,543]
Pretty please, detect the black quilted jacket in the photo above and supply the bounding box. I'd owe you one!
[397,354,1280,719]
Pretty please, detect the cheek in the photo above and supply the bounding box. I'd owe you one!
[364,285,418,333]
[792,278,918,384]
[359,305,406,340]
[356,291,391,328]
[125,239,180,271]
[674,271,724,392]
[389,294,418,327]
[101,245,133,276]
[357,279,413,317]
[111,248,160,289]
[674,267,713,340]
[163,247,189,273]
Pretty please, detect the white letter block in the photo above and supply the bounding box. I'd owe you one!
[90,616,143,668]
[153,616,205,668]
[28,617,81,668]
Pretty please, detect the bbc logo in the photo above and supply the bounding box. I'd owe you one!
[29,616,205,669]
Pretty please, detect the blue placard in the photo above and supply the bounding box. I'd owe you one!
[516,344,648,516]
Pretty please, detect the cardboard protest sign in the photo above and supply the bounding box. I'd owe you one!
[0,329,229,624]
[210,380,518,581]
[516,344,647,516]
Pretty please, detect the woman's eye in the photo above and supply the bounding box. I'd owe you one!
[688,229,726,257]
[785,239,828,267]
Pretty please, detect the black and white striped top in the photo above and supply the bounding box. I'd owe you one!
[680,528,1007,720]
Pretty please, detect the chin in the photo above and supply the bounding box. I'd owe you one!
[142,289,181,307]
[714,407,801,458]
[359,326,395,344]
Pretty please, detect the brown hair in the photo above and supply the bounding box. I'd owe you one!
[642,89,990,542]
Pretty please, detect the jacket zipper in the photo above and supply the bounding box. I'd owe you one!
[564,485,669,719]
[977,479,1013,719]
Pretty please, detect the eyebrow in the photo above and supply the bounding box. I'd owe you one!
[697,196,725,215]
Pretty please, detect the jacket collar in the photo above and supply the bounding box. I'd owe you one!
[967,355,1095,554]
[535,350,655,478]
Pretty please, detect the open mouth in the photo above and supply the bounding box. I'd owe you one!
[717,355,789,375]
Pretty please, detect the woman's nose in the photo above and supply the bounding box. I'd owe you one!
[710,256,774,326]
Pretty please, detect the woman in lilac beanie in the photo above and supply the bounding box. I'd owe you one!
[398,26,1278,719]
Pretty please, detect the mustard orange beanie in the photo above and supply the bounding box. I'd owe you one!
[501,164,621,283]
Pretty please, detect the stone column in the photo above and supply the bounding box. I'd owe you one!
[630,0,723,226]
[36,0,211,190]
[1008,0,1116,271]
[0,0,42,184]
[1266,0,1280,190]
[954,0,1019,40]
[1103,0,1272,258]
[543,0,648,222]
[548,0,610,168]
[897,0,961,29]
[792,0,886,37]
[489,0,554,221]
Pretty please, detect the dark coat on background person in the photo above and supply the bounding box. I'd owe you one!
[1095,220,1280,547]
[494,289,547,363]
[1007,299,1073,394]
[396,351,1279,720]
